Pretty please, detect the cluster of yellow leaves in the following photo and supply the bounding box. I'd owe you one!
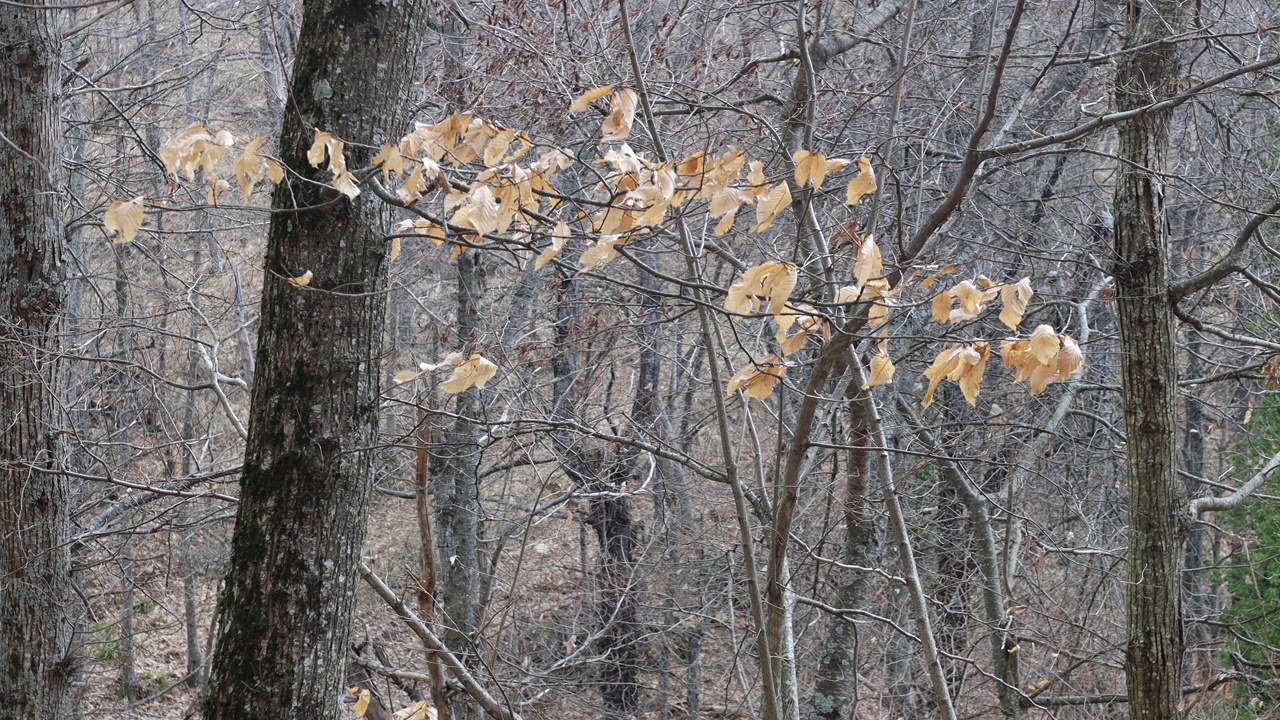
[922,341,992,407]
[106,124,286,243]
[931,276,1033,329]
[395,352,498,394]
[307,130,360,199]
[1000,325,1083,395]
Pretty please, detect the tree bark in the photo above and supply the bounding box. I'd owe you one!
[203,0,426,717]
[0,4,77,717]
[1112,0,1189,717]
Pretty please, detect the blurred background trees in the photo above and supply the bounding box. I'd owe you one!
[3,0,1280,718]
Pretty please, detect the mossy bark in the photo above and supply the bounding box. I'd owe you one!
[203,1,426,718]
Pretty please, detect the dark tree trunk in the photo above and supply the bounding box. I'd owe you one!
[0,4,77,717]
[203,0,426,717]
[1112,0,1188,717]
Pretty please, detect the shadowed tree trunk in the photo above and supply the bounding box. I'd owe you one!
[0,3,78,717]
[203,0,427,717]
[1112,0,1188,717]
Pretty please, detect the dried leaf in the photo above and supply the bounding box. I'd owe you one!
[307,130,332,168]
[389,236,402,263]
[845,156,877,205]
[1028,324,1060,364]
[922,346,965,408]
[601,88,638,142]
[439,354,498,394]
[286,270,313,288]
[853,234,883,288]
[951,280,983,319]
[793,149,828,189]
[931,290,952,324]
[578,235,624,271]
[353,688,371,716]
[104,197,145,244]
[725,354,786,401]
[535,221,572,269]
[570,85,614,112]
[999,277,1033,330]
[373,143,406,184]
[751,181,791,232]
[866,351,895,388]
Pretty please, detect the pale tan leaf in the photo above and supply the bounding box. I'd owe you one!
[397,165,428,204]
[922,346,965,408]
[266,160,285,184]
[570,85,614,112]
[206,176,230,206]
[373,143,406,184]
[751,181,791,232]
[307,130,332,168]
[931,291,952,324]
[439,354,498,394]
[853,234,883,288]
[578,235,624,272]
[353,688,371,716]
[601,88,638,142]
[1056,335,1083,379]
[955,341,990,405]
[792,149,828,189]
[286,270,313,288]
[1028,324,1060,364]
[725,354,786,401]
[999,339,1036,382]
[951,280,983,319]
[389,236,402,263]
[332,171,360,199]
[865,351,895,388]
[104,197,145,244]
[999,277,1033,330]
[454,185,501,236]
[845,156,877,205]
[483,127,517,167]
[535,221,572,270]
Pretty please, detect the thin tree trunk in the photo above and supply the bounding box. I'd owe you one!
[1112,0,1189,716]
[203,0,427,716]
[0,4,77,717]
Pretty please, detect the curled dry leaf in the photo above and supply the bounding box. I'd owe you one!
[999,326,1084,395]
[569,85,614,113]
[725,354,787,401]
[104,197,145,244]
[372,143,406,184]
[601,88,638,143]
[845,156,877,205]
[999,277,1033,329]
[535,221,572,269]
[751,181,791,232]
[438,354,498,394]
[922,341,989,407]
[853,234,882,289]
[578,235,624,272]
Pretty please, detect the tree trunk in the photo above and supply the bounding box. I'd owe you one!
[0,4,77,717]
[1112,0,1188,717]
[203,0,427,717]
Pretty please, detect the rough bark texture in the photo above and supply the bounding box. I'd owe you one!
[1112,0,1188,717]
[0,5,77,717]
[203,0,426,717]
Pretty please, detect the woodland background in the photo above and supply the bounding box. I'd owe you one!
[2,0,1280,718]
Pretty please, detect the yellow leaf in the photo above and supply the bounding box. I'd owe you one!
[601,88,638,143]
[725,261,796,322]
[1056,335,1083,379]
[931,290,952,324]
[286,270,313,288]
[393,369,420,384]
[865,351,895,388]
[307,130,332,168]
[453,185,502,236]
[397,165,428,204]
[1028,324,1060,364]
[845,156,877,205]
[999,277,1033,330]
[751,181,791,232]
[483,127,517,167]
[725,354,786,401]
[955,341,990,405]
[104,197,145,244]
[233,137,268,202]
[389,236,402,263]
[439,354,498,394]
[372,143,406,184]
[1000,339,1036,382]
[853,234,882,289]
[950,280,983,320]
[536,221,572,269]
[206,176,229,206]
[922,346,964,408]
[792,149,828,189]
[353,688,371,716]
[570,85,614,112]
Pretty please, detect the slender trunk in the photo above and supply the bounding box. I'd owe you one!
[0,4,77,717]
[203,0,427,716]
[1112,0,1188,717]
